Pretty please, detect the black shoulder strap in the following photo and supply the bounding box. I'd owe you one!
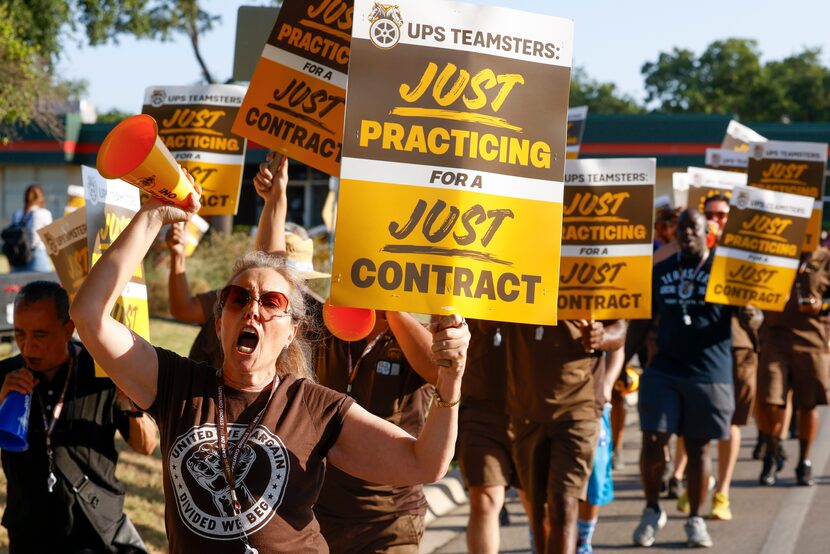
[51,445,95,494]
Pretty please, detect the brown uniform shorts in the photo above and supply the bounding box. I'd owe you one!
[510,417,599,508]
[318,513,425,554]
[758,343,830,410]
[457,407,518,489]
[732,348,758,426]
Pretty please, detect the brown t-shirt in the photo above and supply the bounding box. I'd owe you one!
[461,319,508,413]
[763,248,830,351]
[148,347,354,553]
[313,327,432,521]
[188,290,223,368]
[504,321,600,422]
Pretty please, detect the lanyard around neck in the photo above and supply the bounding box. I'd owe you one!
[215,371,279,553]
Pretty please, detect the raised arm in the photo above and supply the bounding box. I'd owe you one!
[385,311,440,385]
[253,152,289,255]
[166,222,206,324]
[70,190,200,410]
[327,314,469,485]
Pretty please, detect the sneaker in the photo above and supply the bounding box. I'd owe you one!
[796,460,815,486]
[710,492,732,521]
[576,543,593,554]
[633,506,667,547]
[677,491,690,514]
[667,476,683,499]
[685,516,713,548]
[760,454,777,486]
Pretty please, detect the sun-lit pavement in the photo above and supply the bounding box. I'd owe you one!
[422,406,830,553]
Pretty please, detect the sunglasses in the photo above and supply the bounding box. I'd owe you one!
[219,285,291,317]
[705,211,729,219]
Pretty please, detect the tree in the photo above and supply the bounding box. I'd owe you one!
[570,67,644,114]
[0,0,253,131]
[641,38,830,122]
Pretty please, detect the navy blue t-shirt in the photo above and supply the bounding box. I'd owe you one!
[649,251,733,384]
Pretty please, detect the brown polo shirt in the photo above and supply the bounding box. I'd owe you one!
[461,319,508,413]
[314,326,433,521]
[763,248,830,351]
[504,321,600,423]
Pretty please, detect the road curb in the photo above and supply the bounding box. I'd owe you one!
[424,468,467,525]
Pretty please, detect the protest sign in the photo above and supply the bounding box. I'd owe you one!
[686,166,747,212]
[232,1,351,176]
[705,185,813,311]
[37,208,88,301]
[331,0,573,325]
[64,185,85,215]
[721,120,766,151]
[567,106,588,159]
[142,85,247,215]
[747,140,827,252]
[82,166,150,376]
[705,148,749,173]
[673,172,689,209]
[184,215,210,257]
[558,158,655,320]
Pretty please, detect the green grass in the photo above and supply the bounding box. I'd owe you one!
[0,318,200,552]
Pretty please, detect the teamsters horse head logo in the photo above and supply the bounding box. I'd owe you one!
[368,3,403,50]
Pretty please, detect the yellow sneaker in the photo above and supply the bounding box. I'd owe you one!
[710,491,732,521]
[677,491,690,514]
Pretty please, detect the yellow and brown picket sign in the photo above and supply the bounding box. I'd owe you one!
[747,141,827,252]
[142,85,247,215]
[721,120,767,152]
[705,185,814,311]
[566,106,588,160]
[37,207,89,301]
[686,166,747,212]
[83,166,151,376]
[704,148,749,173]
[331,0,573,325]
[232,0,351,176]
[558,159,655,320]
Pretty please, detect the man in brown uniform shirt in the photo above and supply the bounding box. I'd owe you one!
[457,319,516,554]
[758,247,830,486]
[314,311,438,553]
[504,320,626,554]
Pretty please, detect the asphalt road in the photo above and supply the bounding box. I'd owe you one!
[422,406,830,553]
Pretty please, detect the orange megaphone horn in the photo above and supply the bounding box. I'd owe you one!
[96,114,196,205]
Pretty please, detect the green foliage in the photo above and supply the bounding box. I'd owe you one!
[97,108,133,123]
[642,38,830,122]
[145,229,255,317]
[0,0,225,130]
[570,67,644,114]
[0,4,44,128]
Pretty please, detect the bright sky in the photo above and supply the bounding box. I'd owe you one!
[59,0,830,113]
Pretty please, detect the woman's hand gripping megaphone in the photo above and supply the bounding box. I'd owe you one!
[139,167,202,226]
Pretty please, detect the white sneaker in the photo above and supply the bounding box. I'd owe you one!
[633,506,667,547]
[685,516,713,548]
